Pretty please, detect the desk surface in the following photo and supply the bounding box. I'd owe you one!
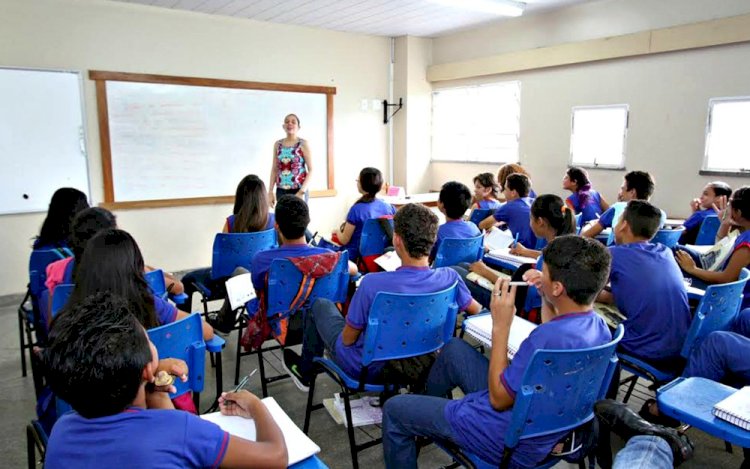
[382,192,440,207]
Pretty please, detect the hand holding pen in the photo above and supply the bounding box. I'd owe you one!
[217,369,259,418]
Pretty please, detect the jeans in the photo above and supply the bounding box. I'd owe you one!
[451,264,492,309]
[299,298,345,379]
[382,339,490,468]
[181,267,224,312]
[613,435,672,469]
[683,331,750,387]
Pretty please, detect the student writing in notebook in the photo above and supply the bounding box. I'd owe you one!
[43,292,287,468]
[478,173,537,248]
[430,181,481,263]
[382,235,612,468]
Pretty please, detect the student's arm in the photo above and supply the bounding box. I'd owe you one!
[347,261,359,276]
[464,299,483,316]
[508,243,541,259]
[268,147,279,208]
[222,220,230,233]
[676,247,750,284]
[337,222,356,246]
[596,289,615,304]
[176,310,214,340]
[469,260,500,283]
[144,265,184,295]
[219,390,288,469]
[341,324,362,346]
[599,195,610,212]
[487,279,516,411]
[478,215,498,231]
[714,196,733,241]
[581,222,604,238]
[297,141,313,197]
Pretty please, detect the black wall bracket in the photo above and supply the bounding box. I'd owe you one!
[383,98,403,124]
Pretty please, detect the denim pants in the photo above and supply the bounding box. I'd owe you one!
[683,331,750,387]
[382,338,490,468]
[299,298,345,379]
[613,435,672,469]
[450,264,492,309]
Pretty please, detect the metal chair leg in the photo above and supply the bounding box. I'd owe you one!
[303,369,318,434]
[214,352,223,401]
[257,347,268,398]
[19,309,27,377]
[26,425,36,469]
[342,390,359,469]
[234,321,244,385]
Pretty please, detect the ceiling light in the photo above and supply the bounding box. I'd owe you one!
[433,0,526,17]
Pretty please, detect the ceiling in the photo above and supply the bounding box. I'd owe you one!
[111,0,600,37]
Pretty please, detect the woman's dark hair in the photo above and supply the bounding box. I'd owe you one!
[36,188,89,247]
[566,167,593,209]
[232,175,270,233]
[531,195,576,237]
[708,181,732,199]
[730,186,750,221]
[69,229,159,329]
[70,208,117,277]
[497,163,531,190]
[473,173,500,199]
[356,167,384,204]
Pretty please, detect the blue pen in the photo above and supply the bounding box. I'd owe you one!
[513,233,519,248]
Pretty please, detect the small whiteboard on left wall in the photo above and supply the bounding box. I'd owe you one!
[0,67,90,215]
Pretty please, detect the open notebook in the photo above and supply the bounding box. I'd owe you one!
[463,313,537,359]
[201,397,320,466]
[713,386,750,431]
[593,303,627,329]
[486,248,538,268]
[484,228,515,251]
[466,271,511,291]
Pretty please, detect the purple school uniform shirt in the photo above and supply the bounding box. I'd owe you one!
[343,199,396,261]
[431,220,482,259]
[154,296,178,325]
[492,197,537,248]
[335,266,474,379]
[726,230,750,309]
[609,242,691,360]
[225,212,275,233]
[680,209,715,245]
[599,205,667,229]
[250,244,333,291]
[444,311,611,467]
[45,407,229,469]
[566,190,604,225]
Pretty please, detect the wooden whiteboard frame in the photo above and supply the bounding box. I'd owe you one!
[89,70,336,209]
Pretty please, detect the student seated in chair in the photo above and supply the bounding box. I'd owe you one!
[381,235,613,468]
[597,200,691,373]
[430,181,481,263]
[478,173,537,248]
[44,292,288,469]
[282,203,482,391]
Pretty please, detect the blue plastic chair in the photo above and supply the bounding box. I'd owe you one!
[49,284,74,321]
[651,226,685,248]
[303,283,460,469]
[618,268,750,402]
[439,325,624,469]
[359,218,393,259]
[469,208,493,228]
[695,215,721,246]
[433,234,484,268]
[235,252,351,396]
[145,268,188,306]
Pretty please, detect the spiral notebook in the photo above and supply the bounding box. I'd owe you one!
[712,386,750,431]
[463,313,536,359]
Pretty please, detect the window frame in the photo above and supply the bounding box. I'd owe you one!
[568,104,630,171]
[430,81,521,164]
[700,96,750,177]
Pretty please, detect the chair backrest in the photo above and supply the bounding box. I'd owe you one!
[361,283,459,367]
[359,218,393,258]
[469,208,493,228]
[147,313,206,397]
[504,325,624,449]
[651,227,685,248]
[266,252,350,318]
[695,215,721,246]
[681,268,750,358]
[606,202,627,246]
[28,249,69,297]
[50,284,74,320]
[145,269,168,299]
[433,235,484,268]
[210,230,278,279]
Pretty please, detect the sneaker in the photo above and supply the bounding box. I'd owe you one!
[282,349,310,392]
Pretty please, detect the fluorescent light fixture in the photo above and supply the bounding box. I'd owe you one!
[433,0,526,17]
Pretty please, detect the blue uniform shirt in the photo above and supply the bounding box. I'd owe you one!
[343,199,396,261]
[225,213,275,233]
[46,407,229,469]
[336,266,474,379]
[566,190,604,225]
[726,230,750,309]
[609,242,691,360]
[599,204,667,229]
[444,311,611,467]
[492,197,537,248]
[680,209,714,245]
[431,220,481,260]
[477,199,502,211]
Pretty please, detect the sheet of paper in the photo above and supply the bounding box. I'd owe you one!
[225,272,256,311]
[374,250,401,272]
[484,228,515,251]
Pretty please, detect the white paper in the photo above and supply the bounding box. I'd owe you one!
[225,273,256,311]
[374,250,401,272]
[484,228,515,251]
[463,314,536,359]
[323,394,383,428]
[486,248,538,267]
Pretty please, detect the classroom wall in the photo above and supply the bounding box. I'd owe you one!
[0,0,390,295]
[430,0,750,217]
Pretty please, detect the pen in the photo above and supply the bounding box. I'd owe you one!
[513,233,519,248]
[494,281,528,295]
[233,368,258,393]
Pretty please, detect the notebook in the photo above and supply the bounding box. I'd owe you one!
[201,397,320,466]
[463,313,537,359]
[486,248,538,268]
[323,394,382,428]
[593,303,627,329]
[374,250,401,272]
[712,386,750,431]
[225,273,256,311]
[466,271,511,291]
[484,228,515,251]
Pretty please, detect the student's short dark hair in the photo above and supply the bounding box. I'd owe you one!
[542,235,611,306]
[275,195,310,239]
[43,292,151,419]
[505,173,531,198]
[439,181,473,219]
[624,171,655,200]
[394,203,438,258]
[730,186,750,221]
[622,200,662,239]
[708,181,732,199]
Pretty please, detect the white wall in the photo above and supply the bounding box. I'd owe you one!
[430,0,750,217]
[0,0,390,295]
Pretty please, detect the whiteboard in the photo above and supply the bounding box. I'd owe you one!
[105,81,329,203]
[0,68,90,215]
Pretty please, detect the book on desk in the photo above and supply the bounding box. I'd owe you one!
[713,386,750,431]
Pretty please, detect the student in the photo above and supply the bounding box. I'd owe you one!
[282,203,482,391]
[381,235,613,468]
[676,186,750,310]
[679,181,732,245]
[33,187,89,250]
[268,113,313,206]
[597,200,691,371]
[332,167,395,264]
[470,172,502,211]
[582,170,665,239]
[43,292,287,468]
[496,163,536,201]
[224,174,275,233]
[563,166,609,225]
[478,173,537,248]
[431,181,481,262]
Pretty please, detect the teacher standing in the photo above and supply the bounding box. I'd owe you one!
[268,113,313,207]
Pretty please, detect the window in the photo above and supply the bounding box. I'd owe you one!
[569,105,629,169]
[703,97,750,174]
[431,82,520,163]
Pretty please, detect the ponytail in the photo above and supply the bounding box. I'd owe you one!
[531,194,576,237]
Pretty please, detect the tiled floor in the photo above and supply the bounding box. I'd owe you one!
[0,293,743,468]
